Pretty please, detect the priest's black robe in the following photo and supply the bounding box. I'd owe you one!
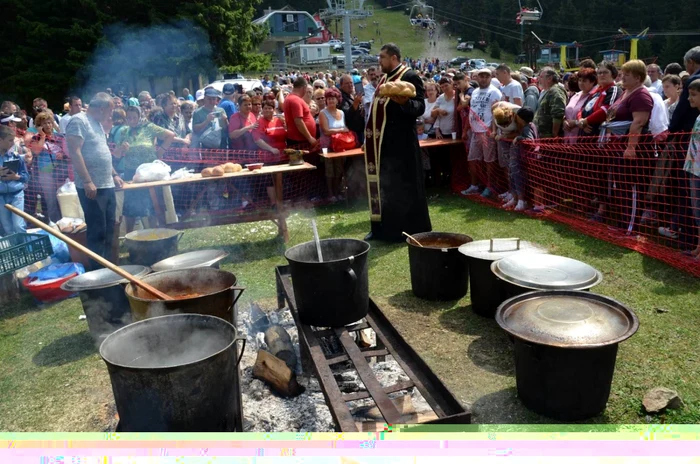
[364,65,432,241]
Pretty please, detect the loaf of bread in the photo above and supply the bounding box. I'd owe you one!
[212,166,225,176]
[223,162,237,173]
[201,168,213,177]
[233,163,243,172]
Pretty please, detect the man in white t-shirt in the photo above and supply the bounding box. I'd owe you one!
[462,68,502,197]
[59,96,83,133]
[647,64,664,96]
[495,64,523,106]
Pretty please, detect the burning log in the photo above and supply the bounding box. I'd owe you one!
[264,324,297,370]
[252,349,305,398]
[352,394,438,427]
[358,328,373,348]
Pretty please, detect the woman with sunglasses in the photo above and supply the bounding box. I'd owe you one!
[25,109,66,222]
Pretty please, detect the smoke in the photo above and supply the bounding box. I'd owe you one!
[77,20,216,98]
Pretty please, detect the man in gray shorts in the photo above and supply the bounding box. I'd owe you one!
[462,69,502,197]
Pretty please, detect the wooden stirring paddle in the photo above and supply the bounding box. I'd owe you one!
[5,204,173,301]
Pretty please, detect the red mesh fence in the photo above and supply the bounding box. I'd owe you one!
[450,130,700,278]
[10,127,700,277]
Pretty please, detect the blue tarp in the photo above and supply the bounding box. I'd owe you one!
[28,262,84,282]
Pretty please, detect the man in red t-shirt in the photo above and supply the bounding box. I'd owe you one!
[283,77,319,150]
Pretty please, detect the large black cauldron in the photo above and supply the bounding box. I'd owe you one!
[285,238,370,327]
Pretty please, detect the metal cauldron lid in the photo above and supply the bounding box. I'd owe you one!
[151,249,229,272]
[61,265,151,291]
[495,290,639,348]
[458,238,547,261]
[491,253,603,291]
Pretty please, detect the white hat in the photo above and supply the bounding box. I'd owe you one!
[0,114,21,124]
[195,89,204,100]
[519,67,534,78]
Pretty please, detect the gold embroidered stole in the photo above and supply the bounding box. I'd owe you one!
[364,65,409,221]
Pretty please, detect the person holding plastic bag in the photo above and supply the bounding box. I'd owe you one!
[113,106,174,232]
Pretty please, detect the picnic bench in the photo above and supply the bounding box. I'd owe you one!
[119,162,316,242]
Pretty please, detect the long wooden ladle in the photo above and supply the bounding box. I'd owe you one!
[5,204,173,300]
[402,231,424,247]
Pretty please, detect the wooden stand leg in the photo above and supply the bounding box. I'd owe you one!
[273,173,289,242]
[149,187,166,227]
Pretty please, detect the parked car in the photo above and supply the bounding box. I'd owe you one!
[332,43,345,52]
[515,54,527,64]
[357,41,372,50]
[198,78,263,96]
[457,42,468,51]
[355,54,379,64]
[469,59,486,69]
[328,39,342,47]
[449,57,469,66]
[486,62,500,69]
[351,49,368,57]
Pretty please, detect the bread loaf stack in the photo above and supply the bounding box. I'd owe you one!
[378,81,416,98]
[201,162,242,177]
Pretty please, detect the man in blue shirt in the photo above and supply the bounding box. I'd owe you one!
[183,88,195,101]
[0,125,30,234]
[218,84,239,119]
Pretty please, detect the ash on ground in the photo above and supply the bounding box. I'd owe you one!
[238,303,434,432]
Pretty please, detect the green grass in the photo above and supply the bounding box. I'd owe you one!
[1,188,699,431]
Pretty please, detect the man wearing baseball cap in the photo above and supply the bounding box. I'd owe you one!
[219,83,239,119]
[192,87,228,150]
[0,114,22,126]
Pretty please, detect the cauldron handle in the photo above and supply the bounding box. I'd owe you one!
[233,335,246,368]
[345,255,357,298]
[228,286,246,312]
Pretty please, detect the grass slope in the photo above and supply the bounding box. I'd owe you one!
[1,190,698,431]
[331,1,517,68]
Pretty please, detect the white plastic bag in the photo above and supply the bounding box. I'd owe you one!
[133,160,171,183]
[57,178,77,194]
[169,167,194,180]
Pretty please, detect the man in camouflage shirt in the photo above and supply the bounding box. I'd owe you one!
[534,67,567,138]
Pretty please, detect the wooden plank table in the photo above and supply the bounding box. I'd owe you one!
[319,138,463,159]
[119,162,316,242]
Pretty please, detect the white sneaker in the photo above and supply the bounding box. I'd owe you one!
[514,200,528,211]
[501,192,514,203]
[502,198,516,209]
[498,191,510,199]
[461,185,480,195]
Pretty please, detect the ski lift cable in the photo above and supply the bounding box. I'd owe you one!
[433,10,525,41]
[433,8,525,35]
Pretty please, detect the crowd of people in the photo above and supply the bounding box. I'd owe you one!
[1,44,699,266]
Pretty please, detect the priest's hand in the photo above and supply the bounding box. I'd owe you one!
[389,95,409,106]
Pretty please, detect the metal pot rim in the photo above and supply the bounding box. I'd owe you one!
[405,231,473,249]
[124,267,237,302]
[124,228,181,241]
[151,250,229,272]
[99,313,241,371]
[61,265,151,292]
[284,238,370,264]
[495,290,640,349]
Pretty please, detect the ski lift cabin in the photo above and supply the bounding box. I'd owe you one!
[516,0,543,24]
[409,3,435,27]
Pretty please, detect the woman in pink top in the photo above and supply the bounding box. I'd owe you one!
[228,95,258,151]
[563,72,591,143]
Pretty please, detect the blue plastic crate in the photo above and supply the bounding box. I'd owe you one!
[0,233,54,275]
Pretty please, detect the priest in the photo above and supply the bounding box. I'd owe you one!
[363,43,432,242]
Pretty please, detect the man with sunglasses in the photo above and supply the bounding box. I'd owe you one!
[28,98,59,130]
